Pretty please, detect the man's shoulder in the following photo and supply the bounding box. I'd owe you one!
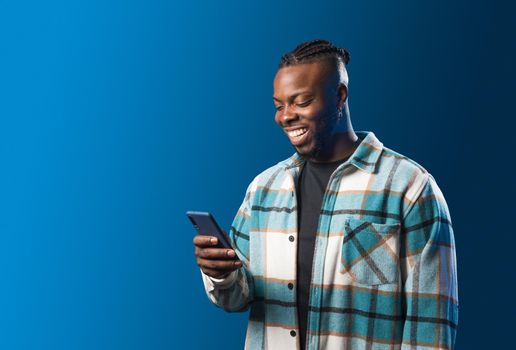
[379,146,429,176]
[245,155,293,191]
[377,145,434,201]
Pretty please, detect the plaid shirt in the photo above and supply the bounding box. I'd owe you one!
[201,131,458,350]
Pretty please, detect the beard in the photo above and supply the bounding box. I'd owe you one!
[296,109,340,160]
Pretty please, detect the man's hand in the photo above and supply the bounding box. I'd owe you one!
[193,235,243,279]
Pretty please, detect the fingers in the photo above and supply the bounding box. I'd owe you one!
[193,235,219,247]
[197,257,242,271]
[195,246,237,259]
[193,235,238,259]
[193,234,242,279]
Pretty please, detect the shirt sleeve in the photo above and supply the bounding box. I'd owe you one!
[200,178,256,312]
[400,173,459,349]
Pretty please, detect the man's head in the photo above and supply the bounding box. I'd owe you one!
[273,39,352,160]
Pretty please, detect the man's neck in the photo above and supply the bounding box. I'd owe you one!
[308,130,359,163]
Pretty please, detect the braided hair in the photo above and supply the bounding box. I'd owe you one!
[278,39,350,85]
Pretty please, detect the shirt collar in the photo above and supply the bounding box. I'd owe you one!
[281,131,384,174]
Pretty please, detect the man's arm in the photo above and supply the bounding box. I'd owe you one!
[199,179,256,312]
[400,173,459,349]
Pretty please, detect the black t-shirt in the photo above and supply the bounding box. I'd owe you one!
[295,155,350,350]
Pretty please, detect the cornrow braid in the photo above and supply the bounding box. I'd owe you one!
[293,39,330,56]
[278,39,350,69]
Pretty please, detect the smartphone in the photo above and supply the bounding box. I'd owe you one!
[186,211,234,250]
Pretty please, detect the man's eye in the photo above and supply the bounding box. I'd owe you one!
[297,99,313,107]
[275,105,284,111]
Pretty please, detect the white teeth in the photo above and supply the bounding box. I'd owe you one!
[287,128,307,137]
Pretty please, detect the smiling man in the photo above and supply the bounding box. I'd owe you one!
[193,39,458,350]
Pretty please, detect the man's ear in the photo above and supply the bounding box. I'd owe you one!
[336,83,348,109]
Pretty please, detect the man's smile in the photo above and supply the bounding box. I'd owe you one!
[285,127,310,145]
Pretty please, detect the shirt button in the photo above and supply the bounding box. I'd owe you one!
[290,330,296,337]
[289,235,295,242]
[288,283,294,290]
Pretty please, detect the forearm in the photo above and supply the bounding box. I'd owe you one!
[400,259,459,349]
[200,266,254,312]
[400,174,459,349]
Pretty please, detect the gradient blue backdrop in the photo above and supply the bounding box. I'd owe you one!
[1,0,514,349]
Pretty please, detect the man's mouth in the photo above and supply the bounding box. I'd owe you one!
[286,127,309,145]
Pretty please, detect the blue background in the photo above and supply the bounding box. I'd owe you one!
[1,0,514,348]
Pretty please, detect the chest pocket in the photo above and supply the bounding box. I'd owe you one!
[340,217,401,285]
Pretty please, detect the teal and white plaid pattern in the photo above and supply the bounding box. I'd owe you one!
[201,131,458,349]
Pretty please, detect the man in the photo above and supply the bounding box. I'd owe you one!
[193,39,458,350]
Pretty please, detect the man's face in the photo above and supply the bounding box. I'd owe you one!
[273,60,346,159]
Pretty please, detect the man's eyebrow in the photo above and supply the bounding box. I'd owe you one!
[272,90,313,102]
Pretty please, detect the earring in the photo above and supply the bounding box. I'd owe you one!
[337,108,343,121]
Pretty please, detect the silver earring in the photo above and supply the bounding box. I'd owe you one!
[337,108,343,121]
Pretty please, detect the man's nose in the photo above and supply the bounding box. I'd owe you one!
[282,104,298,123]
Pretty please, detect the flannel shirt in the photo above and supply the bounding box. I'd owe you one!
[201,131,459,350]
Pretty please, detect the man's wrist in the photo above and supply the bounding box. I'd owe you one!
[205,269,239,289]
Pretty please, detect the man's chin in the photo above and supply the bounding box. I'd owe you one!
[293,144,318,158]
